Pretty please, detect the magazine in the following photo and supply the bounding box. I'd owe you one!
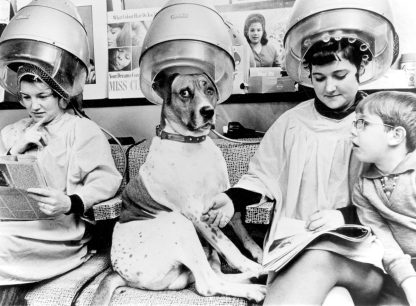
[262,217,377,272]
[0,155,51,220]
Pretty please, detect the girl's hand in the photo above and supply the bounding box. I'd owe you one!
[10,118,48,154]
[306,209,345,231]
[201,193,234,228]
[27,187,71,217]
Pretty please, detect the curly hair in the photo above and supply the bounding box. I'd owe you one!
[303,37,372,81]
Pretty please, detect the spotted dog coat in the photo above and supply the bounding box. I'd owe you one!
[92,74,265,305]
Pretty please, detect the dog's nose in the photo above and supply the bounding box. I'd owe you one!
[200,106,215,119]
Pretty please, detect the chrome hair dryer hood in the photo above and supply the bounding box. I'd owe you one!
[139,0,235,104]
[284,0,399,86]
[0,0,89,98]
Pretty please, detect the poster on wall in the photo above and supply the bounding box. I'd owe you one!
[72,0,108,100]
[107,0,294,97]
[15,0,108,100]
[107,8,158,99]
[0,0,13,103]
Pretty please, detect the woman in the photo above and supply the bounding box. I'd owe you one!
[0,64,121,294]
[203,37,385,305]
[107,22,131,48]
[109,47,132,72]
[243,13,280,67]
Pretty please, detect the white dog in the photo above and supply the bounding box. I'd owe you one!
[92,73,265,305]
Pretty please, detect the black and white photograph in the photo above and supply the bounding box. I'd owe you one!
[1,0,416,305]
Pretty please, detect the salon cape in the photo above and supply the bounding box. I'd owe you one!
[234,99,362,244]
[0,113,122,285]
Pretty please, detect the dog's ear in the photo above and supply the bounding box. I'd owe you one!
[152,72,179,101]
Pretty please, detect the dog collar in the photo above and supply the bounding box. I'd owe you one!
[156,125,206,143]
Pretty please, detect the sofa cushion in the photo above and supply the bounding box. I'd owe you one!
[75,268,248,306]
[110,144,129,190]
[25,253,110,306]
[126,138,259,186]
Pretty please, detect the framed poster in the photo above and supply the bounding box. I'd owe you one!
[107,7,158,99]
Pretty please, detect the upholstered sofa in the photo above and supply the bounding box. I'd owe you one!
[22,138,267,306]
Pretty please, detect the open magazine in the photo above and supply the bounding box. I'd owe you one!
[0,155,51,220]
[262,217,379,273]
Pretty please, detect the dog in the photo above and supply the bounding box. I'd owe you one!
[92,73,266,305]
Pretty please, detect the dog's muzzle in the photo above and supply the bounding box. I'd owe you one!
[200,106,215,120]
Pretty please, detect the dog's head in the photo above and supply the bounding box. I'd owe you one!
[153,72,218,136]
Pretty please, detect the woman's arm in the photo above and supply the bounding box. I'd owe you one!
[69,118,122,211]
[202,115,290,227]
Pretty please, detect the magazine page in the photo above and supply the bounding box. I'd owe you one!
[0,156,51,220]
[262,217,374,272]
[107,7,159,99]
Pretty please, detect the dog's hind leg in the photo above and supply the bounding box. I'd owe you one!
[229,212,263,263]
[166,268,193,290]
[91,271,126,306]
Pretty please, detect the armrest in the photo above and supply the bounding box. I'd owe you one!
[245,200,274,224]
[92,195,122,221]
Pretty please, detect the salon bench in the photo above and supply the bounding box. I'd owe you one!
[23,138,267,306]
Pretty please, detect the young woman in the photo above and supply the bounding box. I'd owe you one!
[109,47,132,72]
[0,64,121,295]
[203,37,385,305]
[107,22,131,48]
[243,13,280,68]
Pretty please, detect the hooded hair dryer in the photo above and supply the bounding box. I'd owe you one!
[139,0,235,104]
[284,0,399,86]
[0,0,89,99]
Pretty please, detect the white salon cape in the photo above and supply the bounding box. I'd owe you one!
[0,113,122,285]
[235,99,363,244]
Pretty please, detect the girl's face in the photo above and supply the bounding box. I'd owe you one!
[248,22,263,44]
[19,80,65,124]
[311,55,359,110]
[108,25,122,47]
[114,49,131,70]
[351,111,391,164]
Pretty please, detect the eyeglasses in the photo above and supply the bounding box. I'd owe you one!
[352,119,395,130]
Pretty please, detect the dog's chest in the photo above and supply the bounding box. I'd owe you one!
[140,137,229,212]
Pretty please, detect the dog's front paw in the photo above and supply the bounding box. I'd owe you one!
[246,284,267,303]
[242,261,266,277]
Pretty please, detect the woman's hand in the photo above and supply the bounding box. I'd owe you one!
[201,193,234,228]
[306,209,345,231]
[10,118,48,154]
[27,187,71,217]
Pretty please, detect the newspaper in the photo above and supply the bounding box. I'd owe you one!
[262,217,378,273]
[0,155,51,220]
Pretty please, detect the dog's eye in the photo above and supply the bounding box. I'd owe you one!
[179,89,191,98]
[206,87,215,96]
